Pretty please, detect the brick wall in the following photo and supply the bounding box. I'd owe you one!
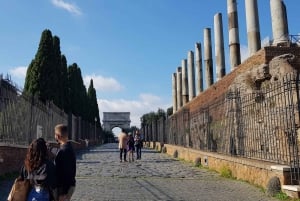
[0,145,27,175]
[177,46,300,114]
[0,141,86,176]
[265,46,300,66]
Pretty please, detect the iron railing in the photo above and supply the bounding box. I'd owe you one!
[0,76,101,145]
[290,35,300,45]
[143,73,300,184]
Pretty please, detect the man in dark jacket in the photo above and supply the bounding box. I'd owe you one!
[54,124,76,201]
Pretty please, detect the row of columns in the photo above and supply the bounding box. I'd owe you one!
[172,0,290,113]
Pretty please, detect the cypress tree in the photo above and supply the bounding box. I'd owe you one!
[24,59,37,96]
[23,29,55,102]
[68,63,87,118]
[68,63,79,116]
[87,79,101,127]
[61,55,69,112]
[35,29,55,102]
[52,36,62,108]
[80,79,89,121]
[23,29,99,126]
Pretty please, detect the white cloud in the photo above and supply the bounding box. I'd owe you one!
[51,0,82,16]
[84,74,123,92]
[240,44,249,62]
[139,93,162,106]
[261,36,271,47]
[240,36,272,63]
[9,66,27,79]
[98,93,171,128]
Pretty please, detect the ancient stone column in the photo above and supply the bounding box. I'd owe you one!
[227,0,241,70]
[172,73,177,113]
[176,67,182,109]
[181,59,189,105]
[245,0,261,55]
[204,28,213,88]
[270,0,289,45]
[195,43,203,95]
[214,13,226,82]
[188,51,195,101]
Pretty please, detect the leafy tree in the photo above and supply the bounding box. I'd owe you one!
[140,108,167,127]
[167,107,173,116]
[128,126,139,134]
[157,108,166,119]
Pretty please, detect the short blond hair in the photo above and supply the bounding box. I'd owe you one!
[55,124,68,137]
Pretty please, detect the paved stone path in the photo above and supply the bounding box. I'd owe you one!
[0,143,277,201]
[72,143,276,201]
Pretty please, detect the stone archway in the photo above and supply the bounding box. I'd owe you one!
[102,112,131,131]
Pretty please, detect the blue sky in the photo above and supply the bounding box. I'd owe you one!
[0,0,299,128]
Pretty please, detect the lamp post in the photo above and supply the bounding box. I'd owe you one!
[94,117,97,141]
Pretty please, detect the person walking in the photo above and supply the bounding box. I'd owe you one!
[118,128,128,162]
[134,130,142,160]
[22,138,56,201]
[127,133,135,162]
[54,124,76,201]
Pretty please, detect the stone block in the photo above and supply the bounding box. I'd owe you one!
[282,185,300,198]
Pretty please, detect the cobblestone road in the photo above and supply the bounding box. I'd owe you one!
[72,143,276,201]
[1,143,277,201]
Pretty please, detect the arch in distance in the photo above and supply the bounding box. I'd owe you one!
[102,112,131,131]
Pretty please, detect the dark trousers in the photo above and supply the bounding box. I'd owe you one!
[135,145,141,159]
[120,148,127,161]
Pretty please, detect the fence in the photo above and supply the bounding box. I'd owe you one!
[290,35,300,45]
[0,75,101,146]
[142,73,300,184]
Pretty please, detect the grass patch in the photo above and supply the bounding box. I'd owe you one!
[178,158,185,162]
[275,191,290,200]
[220,166,234,179]
[194,157,201,167]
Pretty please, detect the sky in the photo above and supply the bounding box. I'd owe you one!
[0,0,299,129]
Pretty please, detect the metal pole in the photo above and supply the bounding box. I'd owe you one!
[95,117,97,142]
